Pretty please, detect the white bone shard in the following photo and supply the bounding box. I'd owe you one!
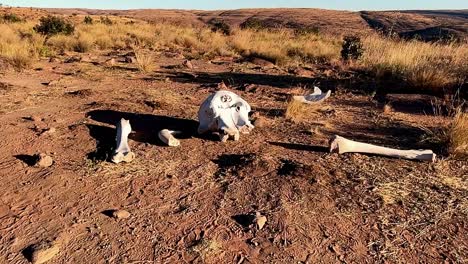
[198,90,254,141]
[329,135,436,162]
[293,86,331,104]
[111,118,135,163]
[158,129,181,147]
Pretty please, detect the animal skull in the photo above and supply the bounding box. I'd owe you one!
[198,90,254,141]
[329,135,436,162]
[293,86,331,104]
[111,118,135,163]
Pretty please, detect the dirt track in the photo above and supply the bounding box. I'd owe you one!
[0,52,467,263]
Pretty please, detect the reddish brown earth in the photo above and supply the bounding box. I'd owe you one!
[0,50,467,263]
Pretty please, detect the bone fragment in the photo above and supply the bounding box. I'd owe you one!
[111,118,135,164]
[293,86,331,104]
[329,135,436,162]
[158,129,181,147]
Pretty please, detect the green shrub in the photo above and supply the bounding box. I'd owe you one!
[34,16,75,36]
[84,15,93,24]
[100,16,113,25]
[1,13,23,23]
[341,36,364,60]
[209,19,231,35]
[294,26,320,36]
[240,18,267,31]
[341,35,364,61]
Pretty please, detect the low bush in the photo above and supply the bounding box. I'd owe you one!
[341,35,364,61]
[34,16,74,36]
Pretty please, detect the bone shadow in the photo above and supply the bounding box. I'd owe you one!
[14,154,37,166]
[86,124,115,161]
[86,110,207,146]
[268,142,329,153]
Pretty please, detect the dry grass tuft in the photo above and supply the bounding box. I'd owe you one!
[134,49,155,72]
[376,181,410,205]
[448,110,468,158]
[285,99,321,123]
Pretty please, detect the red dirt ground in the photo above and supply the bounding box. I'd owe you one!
[0,50,467,263]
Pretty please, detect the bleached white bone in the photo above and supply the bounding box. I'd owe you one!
[158,129,181,147]
[198,90,254,141]
[111,118,135,163]
[293,86,331,104]
[329,135,436,162]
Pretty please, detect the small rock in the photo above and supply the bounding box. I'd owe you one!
[105,58,116,66]
[182,59,193,69]
[217,81,228,90]
[46,80,60,86]
[243,84,257,93]
[249,57,275,69]
[253,116,268,128]
[49,57,60,63]
[41,127,56,136]
[23,241,60,264]
[124,56,136,63]
[64,56,81,63]
[112,209,131,219]
[28,115,42,122]
[255,212,267,230]
[35,153,53,168]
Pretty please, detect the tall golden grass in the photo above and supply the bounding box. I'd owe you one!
[361,35,468,92]
[0,15,467,94]
[448,110,468,158]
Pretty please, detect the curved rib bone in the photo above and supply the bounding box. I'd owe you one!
[158,129,181,147]
[293,86,331,104]
[111,118,135,163]
[329,135,436,162]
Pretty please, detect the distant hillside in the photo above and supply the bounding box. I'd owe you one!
[361,10,468,41]
[2,7,467,40]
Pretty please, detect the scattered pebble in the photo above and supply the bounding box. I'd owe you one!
[255,212,267,230]
[105,58,116,66]
[48,57,60,63]
[35,154,53,168]
[182,59,193,69]
[64,56,81,63]
[41,127,56,136]
[253,116,268,128]
[217,81,228,90]
[125,56,136,63]
[112,209,131,219]
[23,241,60,264]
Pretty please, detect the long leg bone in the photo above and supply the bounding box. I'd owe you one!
[329,135,436,162]
[111,118,135,163]
[158,129,181,147]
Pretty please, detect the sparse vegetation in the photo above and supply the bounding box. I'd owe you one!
[1,13,23,23]
[240,18,267,30]
[34,16,75,36]
[134,49,154,72]
[209,19,231,35]
[284,98,324,123]
[0,14,466,93]
[448,110,468,158]
[100,16,113,25]
[341,35,363,61]
[84,15,93,25]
